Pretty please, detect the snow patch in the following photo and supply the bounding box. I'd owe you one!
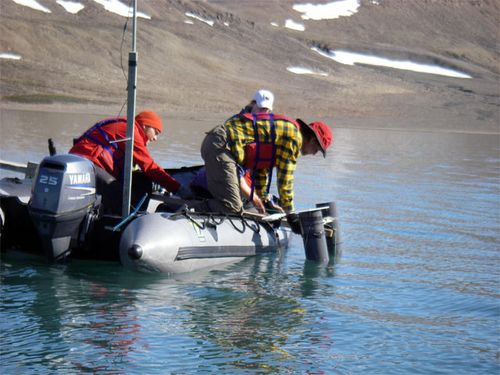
[285,19,305,31]
[293,0,360,20]
[12,0,51,13]
[57,0,84,14]
[93,0,151,19]
[185,12,214,26]
[312,48,471,79]
[0,52,22,60]
[287,66,328,76]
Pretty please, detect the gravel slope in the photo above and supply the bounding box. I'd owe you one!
[0,0,498,133]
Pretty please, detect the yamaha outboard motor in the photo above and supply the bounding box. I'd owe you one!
[28,154,97,261]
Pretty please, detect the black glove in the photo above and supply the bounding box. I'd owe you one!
[286,213,302,235]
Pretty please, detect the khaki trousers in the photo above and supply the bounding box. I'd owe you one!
[198,124,242,213]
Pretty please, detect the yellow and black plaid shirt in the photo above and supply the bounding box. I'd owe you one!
[225,114,302,212]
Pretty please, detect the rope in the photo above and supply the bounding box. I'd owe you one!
[112,193,148,232]
[226,215,246,233]
[182,209,206,230]
[208,214,224,226]
[240,215,261,234]
[179,210,263,234]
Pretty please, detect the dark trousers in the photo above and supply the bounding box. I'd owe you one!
[198,125,242,213]
[94,167,152,215]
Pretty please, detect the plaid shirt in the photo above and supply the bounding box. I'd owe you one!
[225,113,302,212]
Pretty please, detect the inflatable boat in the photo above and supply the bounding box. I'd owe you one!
[0,153,338,273]
[0,1,339,273]
[0,154,298,273]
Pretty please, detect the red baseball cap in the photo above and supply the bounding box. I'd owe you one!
[135,110,163,133]
[297,119,333,157]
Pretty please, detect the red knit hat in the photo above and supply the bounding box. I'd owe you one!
[135,111,163,133]
[297,119,333,157]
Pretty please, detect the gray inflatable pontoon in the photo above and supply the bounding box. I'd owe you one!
[119,210,292,273]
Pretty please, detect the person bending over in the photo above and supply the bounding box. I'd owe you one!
[193,89,333,216]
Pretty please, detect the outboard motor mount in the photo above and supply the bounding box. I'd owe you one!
[28,154,97,261]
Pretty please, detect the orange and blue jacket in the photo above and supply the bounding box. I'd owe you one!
[70,117,180,192]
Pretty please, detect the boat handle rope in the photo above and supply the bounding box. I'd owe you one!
[226,215,246,233]
[182,210,207,230]
[207,214,224,226]
[240,215,261,234]
[182,211,223,230]
[224,214,261,234]
[180,210,262,234]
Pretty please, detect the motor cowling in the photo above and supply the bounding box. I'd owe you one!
[28,154,97,261]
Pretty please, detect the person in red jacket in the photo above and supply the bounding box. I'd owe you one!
[70,110,188,214]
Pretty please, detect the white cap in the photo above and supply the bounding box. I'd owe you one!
[253,89,274,111]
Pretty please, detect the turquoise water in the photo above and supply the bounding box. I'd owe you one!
[1,117,499,374]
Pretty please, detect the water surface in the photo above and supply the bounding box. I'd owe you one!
[1,109,499,374]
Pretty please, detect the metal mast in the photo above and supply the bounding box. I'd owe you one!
[122,0,138,218]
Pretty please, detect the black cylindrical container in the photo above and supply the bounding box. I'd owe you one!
[316,201,341,259]
[299,210,329,263]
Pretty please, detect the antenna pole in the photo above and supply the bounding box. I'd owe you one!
[122,0,138,218]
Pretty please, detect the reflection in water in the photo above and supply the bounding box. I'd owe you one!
[74,285,140,373]
[300,260,337,298]
[0,259,143,374]
[175,254,336,373]
[1,252,338,373]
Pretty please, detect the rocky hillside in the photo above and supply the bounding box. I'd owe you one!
[0,0,498,132]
